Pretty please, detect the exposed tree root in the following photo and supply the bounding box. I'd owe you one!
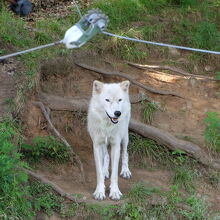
[37,93,220,171]
[22,167,86,203]
[38,92,153,107]
[129,120,220,170]
[127,62,217,81]
[75,62,184,98]
[33,101,86,182]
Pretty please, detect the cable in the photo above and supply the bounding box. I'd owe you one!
[103,31,220,55]
[72,0,82,18]
[0,41,62,61]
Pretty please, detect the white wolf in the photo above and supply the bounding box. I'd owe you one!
[87,80,132,200]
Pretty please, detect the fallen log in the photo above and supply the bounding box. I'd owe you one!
[75,62,184,98]
[37,92,220,171]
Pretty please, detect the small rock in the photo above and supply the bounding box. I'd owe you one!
[168,47,181,56]
[177,58,188,63]
[215,91,220,98]
[204,65,214,72]
[193,65,199,73]
[186,101,193,110]
[188,77,198,87]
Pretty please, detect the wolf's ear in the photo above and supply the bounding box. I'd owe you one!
[93,80,104,94]
[120,80,130,92]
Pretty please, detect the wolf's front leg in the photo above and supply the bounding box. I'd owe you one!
[109,141,122,200]
[93,144,106,200]
[120,133,132,179]
[103,144,109,179]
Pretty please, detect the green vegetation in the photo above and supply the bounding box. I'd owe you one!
[22,136,70,162]
[0,119,71,218]
[30,181,64,216]
[90,0,220,61]
[128,132,172,167]
[173,167,195,192]
[128,133,196,168]
[204,112,220,152]
[101,183,213,219]
[0,119,34,219]
[142,101,161,124]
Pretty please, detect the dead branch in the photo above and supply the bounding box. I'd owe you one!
[127,62,217,81]
[75,62,184,98]
[33,101,85,182]
[37,93,220,171]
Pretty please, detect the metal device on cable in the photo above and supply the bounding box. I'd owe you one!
[63,9,109,48]
[0,9,109,61]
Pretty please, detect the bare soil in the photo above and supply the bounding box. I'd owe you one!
[19,51,220,214]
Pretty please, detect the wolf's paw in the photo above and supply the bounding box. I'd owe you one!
[109,186,122,200]
[93,186,106,200]
[93,190,106,201]
[120,168,132,179]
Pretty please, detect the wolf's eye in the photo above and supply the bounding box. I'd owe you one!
[105,99,110,102]
[118,99,122,102]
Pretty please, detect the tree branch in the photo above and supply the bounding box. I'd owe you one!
[33,101,85,182]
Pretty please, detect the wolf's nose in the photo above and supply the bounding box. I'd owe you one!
[114,111,121,117]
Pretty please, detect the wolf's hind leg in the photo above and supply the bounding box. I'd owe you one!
[120,133,132,179]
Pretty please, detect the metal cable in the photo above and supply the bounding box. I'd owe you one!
[0,41,62,61]
[102,31,220,55]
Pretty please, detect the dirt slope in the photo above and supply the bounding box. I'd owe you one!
[21,52,220,212]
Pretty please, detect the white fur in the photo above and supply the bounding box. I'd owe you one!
[87,80,131,200]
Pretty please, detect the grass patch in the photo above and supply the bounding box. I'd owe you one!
[115,184,213,219]
[30,181,64,216]
[90,0,220,61]
[142,101,161,124]
[204,112,220,152]
[22,136,71,162]
[173,167,195,192]
[128,133,196,168]
[190,21,220,51]
[128,132,172,167]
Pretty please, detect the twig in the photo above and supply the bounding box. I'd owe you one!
[75,62,184,98]
[33,101,85,182]
[127,61,217,81]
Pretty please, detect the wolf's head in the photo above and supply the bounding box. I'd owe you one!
[92,80,130,124]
